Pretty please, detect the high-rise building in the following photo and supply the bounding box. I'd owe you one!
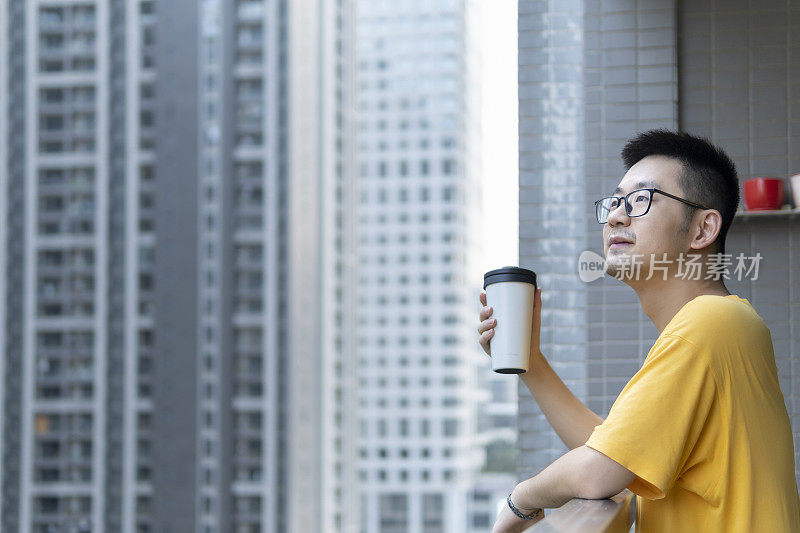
[0,2,157,531]
[354,1,485,531]
[0,0,357,532]
[155,1,359,531]
[465,369,518,532]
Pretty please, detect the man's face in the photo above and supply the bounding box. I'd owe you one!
[603,155,693,282]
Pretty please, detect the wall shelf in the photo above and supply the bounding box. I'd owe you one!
[733,207,800,222]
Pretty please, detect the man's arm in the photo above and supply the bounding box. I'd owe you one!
[510,445,637,513]
[521,350,605,450]
[479,290,603,450]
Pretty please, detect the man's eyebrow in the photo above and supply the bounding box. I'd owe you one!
[612,180,658,195]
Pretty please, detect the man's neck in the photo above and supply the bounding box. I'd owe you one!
[632,278,730,335]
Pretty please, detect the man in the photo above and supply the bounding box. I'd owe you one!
[477,130,800,532]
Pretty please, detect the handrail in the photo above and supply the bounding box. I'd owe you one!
[526,490,635,532]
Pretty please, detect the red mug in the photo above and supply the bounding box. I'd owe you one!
[743,177,785,211]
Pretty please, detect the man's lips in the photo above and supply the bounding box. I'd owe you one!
[608,236,634,249]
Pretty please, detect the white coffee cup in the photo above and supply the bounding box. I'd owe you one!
[484,266,537,374]
[791,174,800,209]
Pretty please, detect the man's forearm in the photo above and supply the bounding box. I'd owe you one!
[510,445,588,511]
[510,445,636,513]
[521,351,604,450]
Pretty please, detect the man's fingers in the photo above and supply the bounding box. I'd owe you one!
[477,294,495,357]
[479,329,494,354]
[477,318,496,334]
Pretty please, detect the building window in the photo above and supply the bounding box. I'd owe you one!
[472,513,491,528]
[442,159,455,174]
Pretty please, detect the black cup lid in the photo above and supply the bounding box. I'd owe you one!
[483,266,537,289]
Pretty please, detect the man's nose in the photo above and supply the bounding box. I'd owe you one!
[605,200,630,227]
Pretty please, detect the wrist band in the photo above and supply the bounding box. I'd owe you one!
[507,494,543,520]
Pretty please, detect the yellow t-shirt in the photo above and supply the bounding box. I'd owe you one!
[585,294,800,532]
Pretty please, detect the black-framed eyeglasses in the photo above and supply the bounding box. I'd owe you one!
[594,188,710,224]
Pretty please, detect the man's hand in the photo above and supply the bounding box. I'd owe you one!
[477,291,496,356]
[492,501,543,533]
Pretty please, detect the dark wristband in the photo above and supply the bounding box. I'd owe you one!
[507,494,543,520]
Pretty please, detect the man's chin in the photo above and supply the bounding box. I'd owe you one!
[604,263,624,280]
[603,253,629,268]
[604,254,639,282]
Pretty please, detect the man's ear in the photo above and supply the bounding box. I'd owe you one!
[689,209,722,250]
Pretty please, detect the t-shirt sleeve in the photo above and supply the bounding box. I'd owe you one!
[584,334,717,500]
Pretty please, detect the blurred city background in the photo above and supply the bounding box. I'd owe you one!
[2,0,800,532]
[0,0,519,532]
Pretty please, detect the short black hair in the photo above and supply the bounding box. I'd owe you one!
[621,129,739,254]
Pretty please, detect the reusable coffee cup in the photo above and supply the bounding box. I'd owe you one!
[483,266,537,374]
[791,174,800,209]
